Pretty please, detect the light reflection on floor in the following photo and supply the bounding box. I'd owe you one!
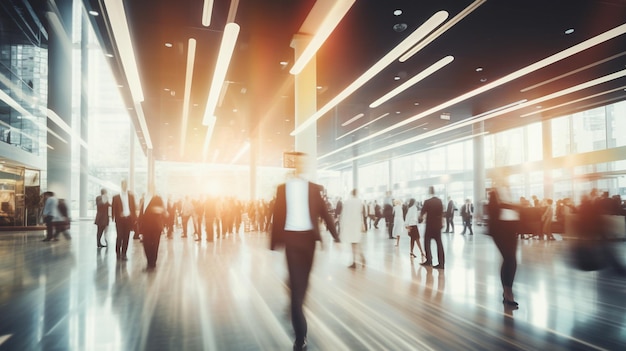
[0,221,624,350]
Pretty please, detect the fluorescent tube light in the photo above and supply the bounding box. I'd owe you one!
[181,38,197,155]
[202,0,214,26]
[290,0,356,75]
[324,69,626,168]
[399,0,486,62]
[291,10,449,136]
[370,55,454,108]
[341,113,364,127]
[202,23,240,125]
[520,85,626,117]
[318,22,626,161]
[336,112,389,140]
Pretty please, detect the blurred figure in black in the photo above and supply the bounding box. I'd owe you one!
[94,189,110,247]
[488,178,521,307]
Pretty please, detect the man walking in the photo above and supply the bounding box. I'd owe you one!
[420,186,445,269]
[270,152,340,351]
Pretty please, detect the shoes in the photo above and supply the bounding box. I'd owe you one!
[420,261,432,267]
[293,339,307,351]
[97,244,107,248]
[502,294,518,306]
[410,253,417,258]
[433,264,445,269]
[348,263,357,269]
[42,238,50,242]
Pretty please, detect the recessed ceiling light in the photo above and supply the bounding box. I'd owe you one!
[89,10,99,16]
[475,67,483,72]
[480,78,487,82]
[317,86,323,90]
[394,76,400,81]
[393,23,408,32]
[565,28,574,35]
[396,111,401,114]
[393,9,402,16]
[165,42,173,48]
[414,102,419,105]
[233,108,238,113]
[279,61,288,66]
[164,88,170,91]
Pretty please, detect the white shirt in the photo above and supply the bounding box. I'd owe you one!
[496,187,520,221]
[121,191,131,217]
[284,177,313,231]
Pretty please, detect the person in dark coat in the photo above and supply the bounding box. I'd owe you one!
[138,187,166,271]
[420,186,445,269]
[94,189,110,247]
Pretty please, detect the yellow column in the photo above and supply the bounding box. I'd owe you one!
[291,34,318,181]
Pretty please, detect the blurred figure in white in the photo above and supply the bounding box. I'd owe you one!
[340,189,366,268]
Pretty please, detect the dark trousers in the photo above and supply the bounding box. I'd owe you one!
[205,216,215,241]
[424,230,445,265]
[142,230,162,267]
[445,215,454,232]
[491,221,518,288]
[284,231,316,344]
[96,225,107,245]
[44,215,55,240]
[115,217,133,258]
[461,216,473,234]
[181,215,191,236]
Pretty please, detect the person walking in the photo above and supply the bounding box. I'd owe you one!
[488,178,521,307]
[270,152,340,351]
[111,179,137,261]
[94,189,110,247]
[420,186,445,269]
[392,199,405,247]
[405,198,426,262]
[460,198,474,235]
[41,191,59,242]
[340,189,366,268]
[138,186,166,271]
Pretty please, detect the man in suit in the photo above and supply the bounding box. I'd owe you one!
[270,152,340,351]
[111,179,137,261]
[94,188,110,247]
[444,196,456,233]
[41,191,58,242]
[382,191,394,238]
[138,186,165,270]
[460,198,474,235]
[420,186,445,269]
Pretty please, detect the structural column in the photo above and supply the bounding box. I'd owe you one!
[46,0,73,201]
[473,121,486,220]
[79,10,89,218]
[290,34,317,181]
[542,120,553,199]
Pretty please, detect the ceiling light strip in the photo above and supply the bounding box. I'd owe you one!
[520,85,626,117]
[202,116,217,160]
[103,0,145,102]
[290,0,356,75]
[325,69,626,168]
[520,51,626,92]
[370,55,454,108]
[230,141,250,164]
[226,0,240,23]
[202,0,214,26]
[399,0,486,62]
[202,22,240,125]
[335,112,389,140]
[318,23,626,161]
[180,38,197,155]
[341,113,364,127]
[291,10,449,136]
[103,0,152,149]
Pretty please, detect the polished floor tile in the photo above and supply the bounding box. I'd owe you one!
[0,221,624,350]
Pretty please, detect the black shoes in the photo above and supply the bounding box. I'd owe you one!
[420,261,432,267]
[293,339,307,351]
[433,264,445,270]
[410,253,417,258]
[348,263,357,269]
[502,294,519,306]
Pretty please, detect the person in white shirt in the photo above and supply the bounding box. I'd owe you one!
[405,198,425,261]
[340,189,366,268]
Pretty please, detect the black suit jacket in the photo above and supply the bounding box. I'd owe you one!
[111,192,137,224]
[94,195,110,226]
[270,180,339,250]
[138,195,165,235]
[420,196,444,235]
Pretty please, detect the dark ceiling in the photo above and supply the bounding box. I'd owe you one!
[75,0,626,169]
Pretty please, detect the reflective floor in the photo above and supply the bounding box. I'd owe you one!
[0,220,624,351]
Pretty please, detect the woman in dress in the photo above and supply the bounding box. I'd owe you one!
[340,189,366,268]
[392,199,405,247]
[405,198,425,261]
